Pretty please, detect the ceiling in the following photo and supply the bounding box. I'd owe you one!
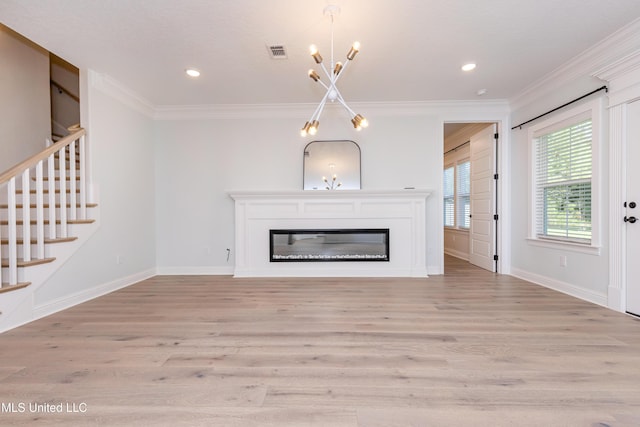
[1,0,640,107]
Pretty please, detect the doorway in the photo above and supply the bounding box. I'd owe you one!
[443,122,498,273]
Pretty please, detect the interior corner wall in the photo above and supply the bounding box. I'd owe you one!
[33,73,157,306]
[509,75,610,305]
[153,111,443,274]
[0,25,51,171]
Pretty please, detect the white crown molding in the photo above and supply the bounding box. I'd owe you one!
[154,99,510,121]
[88,70,510,121]
[89,70,156,118]
[592,49,640,107]
[509,17,640,110]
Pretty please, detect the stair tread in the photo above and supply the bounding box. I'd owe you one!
[1,219,95,225]
[0,203,98,209]
[16,189,81,194]
[33,176,81,181]
[1,257,56,268]
[1,236,78,245]
[0,282,31,294]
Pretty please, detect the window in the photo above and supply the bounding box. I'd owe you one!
[443,159,470,229]
[443,166,454,227]
[529,99,601,250]
[456,161,470,229]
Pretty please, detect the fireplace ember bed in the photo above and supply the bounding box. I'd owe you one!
[270,229,390,262]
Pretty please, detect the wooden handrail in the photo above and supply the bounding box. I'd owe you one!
[50,79,80,103]
[0,128,85,186]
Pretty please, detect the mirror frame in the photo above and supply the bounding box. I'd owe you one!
[303,140,361,190]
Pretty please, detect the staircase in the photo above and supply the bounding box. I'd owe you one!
[0,128,99,331]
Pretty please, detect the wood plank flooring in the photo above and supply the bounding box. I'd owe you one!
[1,256,639,426]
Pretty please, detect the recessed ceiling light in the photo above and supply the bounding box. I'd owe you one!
[461,63,476,72]
[185,68,200,77]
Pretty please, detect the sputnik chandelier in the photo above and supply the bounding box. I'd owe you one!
[300,5,368,137]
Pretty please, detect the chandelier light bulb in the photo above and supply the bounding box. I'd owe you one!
[308,69,320,81]
[346,42,360,60]
[300,122,310,137]
[308,120,319,135]
[309,45,323,63]
[333,62,343,75]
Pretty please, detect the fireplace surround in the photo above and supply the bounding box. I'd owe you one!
[228,190,431,277]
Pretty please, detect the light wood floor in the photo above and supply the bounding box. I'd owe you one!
[1,256,639,426]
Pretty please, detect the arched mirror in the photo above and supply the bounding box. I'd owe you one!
[303,140,361,190]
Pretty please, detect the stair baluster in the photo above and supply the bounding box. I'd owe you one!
[1,128,89,288]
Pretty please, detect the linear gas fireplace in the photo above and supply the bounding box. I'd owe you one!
[270,229,389,262]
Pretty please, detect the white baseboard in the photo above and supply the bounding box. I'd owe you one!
[608,286,624,312]
[443,249,469,261]
[156,266,234,275]
[510,267,608,308]
[31,268,156,321]
[427,264,443,275]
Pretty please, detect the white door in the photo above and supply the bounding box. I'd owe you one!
[626,100,640,316]
[469,124,497,271]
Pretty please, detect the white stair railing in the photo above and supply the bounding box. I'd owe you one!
[0,128,88,287]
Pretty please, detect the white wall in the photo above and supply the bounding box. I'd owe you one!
[154,106,448,274]
[0,24,50,171]
[509,76,610,306]
[33,71,157,306]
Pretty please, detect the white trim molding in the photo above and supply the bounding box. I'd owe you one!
[89,70,156,118]
[511,268,607,308]
[154,99,510,121]
[592,48,640,313]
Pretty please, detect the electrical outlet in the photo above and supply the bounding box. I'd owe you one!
[560,255,567,267]
[116,255,123,265]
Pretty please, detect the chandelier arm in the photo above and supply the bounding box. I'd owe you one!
[316,97,328,120]
[315,79,331,92]
[308,90,331,122]
[318,62,333,81]
[334,91,357,117]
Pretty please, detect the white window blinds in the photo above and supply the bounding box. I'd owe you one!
[443,166,454,227]
[534,118,592,243]
[456,161,470,229]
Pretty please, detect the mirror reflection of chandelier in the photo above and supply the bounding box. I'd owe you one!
[300,5,369,137]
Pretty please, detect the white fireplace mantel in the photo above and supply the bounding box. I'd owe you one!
[228,189,431,277]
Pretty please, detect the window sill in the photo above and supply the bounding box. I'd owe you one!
[526,238,601,255]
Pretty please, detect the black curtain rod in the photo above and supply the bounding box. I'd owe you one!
[511,85,608,130]
[444,140,470,156]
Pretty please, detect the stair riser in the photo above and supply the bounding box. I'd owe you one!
[0,207,82,221]
[1,267,26,285]
[1,224,70,240]
[0,244,52,259]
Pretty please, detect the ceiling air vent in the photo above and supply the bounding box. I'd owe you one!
[267,44,288,59]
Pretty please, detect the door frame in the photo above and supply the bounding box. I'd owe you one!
[441,116,510,276]
[594,55,640,313]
